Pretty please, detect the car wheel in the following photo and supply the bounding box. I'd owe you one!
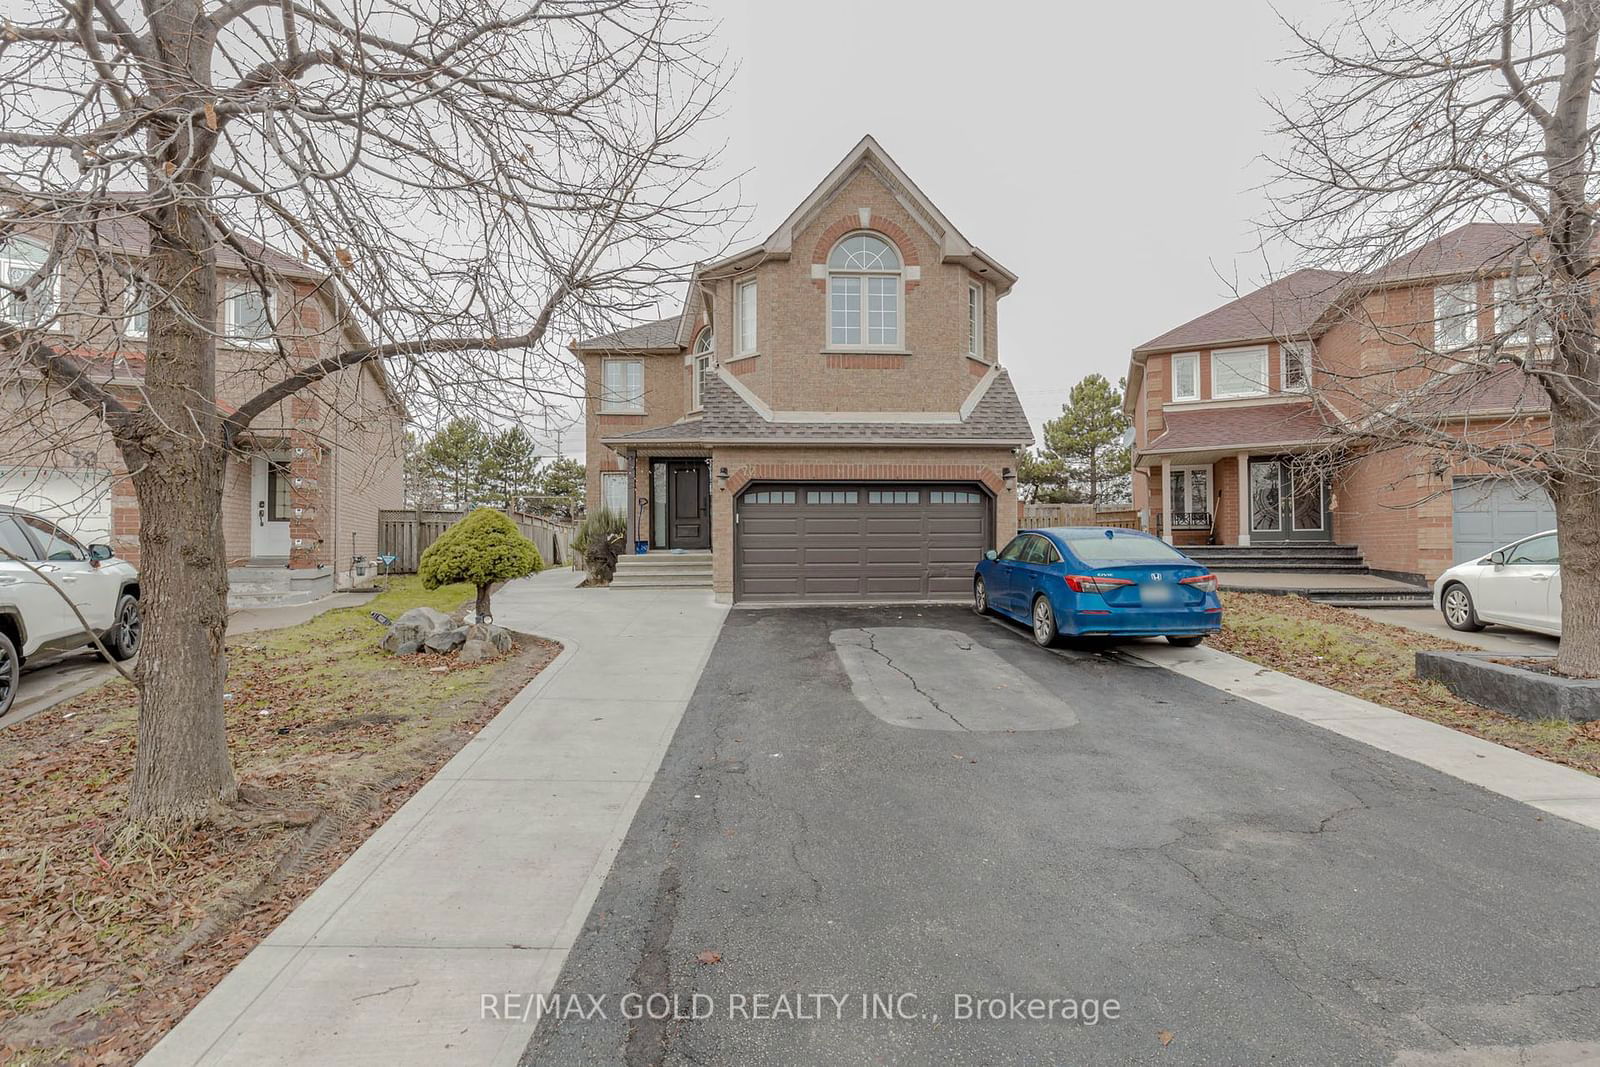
[973,577,991,616]
[103,594,142,661]
[1441,583,1485,632]
[1167,635,1205,647]
[1031,595,1058,648]
[0,631,18,717]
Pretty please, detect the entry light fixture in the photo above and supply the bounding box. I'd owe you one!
[717,466,729,481]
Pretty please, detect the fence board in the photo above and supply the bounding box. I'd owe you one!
[378,508,576,573]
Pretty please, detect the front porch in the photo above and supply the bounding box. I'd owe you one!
[1142,449,1334,549]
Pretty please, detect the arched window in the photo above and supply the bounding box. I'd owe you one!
[827,233,901,348]
[691,327,713,409]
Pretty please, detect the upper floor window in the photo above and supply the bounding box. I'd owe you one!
[1494,277,1551,347]
[224,282,275,346]
[1433,283,1478,350]
[735,279,757,355]
[1212,346,1269,399]
[1,239,58,327]
[125,280,150,339]
[967,282,984,359]
[1172,352,1199,401]
[691,329,713,410]
[1282,343,1310,392]
[600,358,645,413]
[828,233,900,348]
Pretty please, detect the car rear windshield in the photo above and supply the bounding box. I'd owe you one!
[1061,530,1191,567]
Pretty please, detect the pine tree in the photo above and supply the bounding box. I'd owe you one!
[1041,375,1132,505]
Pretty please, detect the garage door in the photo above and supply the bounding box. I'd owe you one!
[0,467,113,544]
[735,483,990,602]
[1451,477,1555,563]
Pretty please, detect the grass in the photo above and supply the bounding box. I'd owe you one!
[1212,592,1600,776]
[0,577,559,1064]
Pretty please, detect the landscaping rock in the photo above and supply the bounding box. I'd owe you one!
[379,606,456,656]
[424,626,468,654]
[1416,651,1600,721]
[457,639,493,664]
[395,606,453,634]
[464,622,515,654]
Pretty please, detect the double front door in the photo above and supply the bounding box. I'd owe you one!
[1248,458,1330,542]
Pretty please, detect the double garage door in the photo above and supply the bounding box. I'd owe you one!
[1451,477,1556,563]
[735,482,991,602]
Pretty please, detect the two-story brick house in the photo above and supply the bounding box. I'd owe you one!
[1,213,406,603]
[578,136,1033,603]
[1127,222,1555,584]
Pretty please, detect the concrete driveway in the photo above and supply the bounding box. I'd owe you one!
[525,605,1600,1066]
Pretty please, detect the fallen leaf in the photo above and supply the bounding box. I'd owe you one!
[1158,1030,1174,1047]
[695,950,721,965]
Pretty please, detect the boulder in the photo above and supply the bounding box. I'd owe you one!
[424,626,468,654]
[457,639,493,664]
[395,606,453,634]
[464,623,515,654]
[379,622,428,656]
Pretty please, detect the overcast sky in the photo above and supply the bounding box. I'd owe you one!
[563,0,1331,460]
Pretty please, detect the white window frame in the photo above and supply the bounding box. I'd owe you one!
[1168,464,1213,527]
[1494,277,1551,347]
[599,470,628,517]
[826,232,902,350]
[1211,346,1270,399]
[1433,282,1478,351]
[224,281,277,347]
[1171,352,1200,402]
[599,358,645,414]
[967,282,984,360]
[1,239,61,328]
[1281,342,1310,393]
[689,329,713,411]
[735,278,757,356]
[124,280,149,339]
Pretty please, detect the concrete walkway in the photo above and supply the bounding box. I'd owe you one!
[1352,606,1561,655]
[142,569,727,1066]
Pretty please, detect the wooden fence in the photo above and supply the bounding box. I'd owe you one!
[378,508,577,573]
[1019,502,1142,530]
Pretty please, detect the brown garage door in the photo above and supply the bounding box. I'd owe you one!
[735,483,991,602]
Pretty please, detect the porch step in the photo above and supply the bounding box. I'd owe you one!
[609,570,712,590]
[1224,586,1433,606]
[1207,561,1370,574]
[615,551,712,568]
[1182,544,1363,561]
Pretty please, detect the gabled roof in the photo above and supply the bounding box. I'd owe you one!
[575,314,683,352]
[1134,269,1354,354]
[602,367,1034,448]
[1367,222,1539,285]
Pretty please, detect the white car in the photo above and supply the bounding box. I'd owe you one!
[1434,529,1561,638]
[0,504,142,716]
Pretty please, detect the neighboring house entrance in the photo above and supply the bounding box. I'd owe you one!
[250,456,293,559]
[665,460,710,549]
[1248,458,1331,542]
[1451,477,1555,563]
[734,482,989,602]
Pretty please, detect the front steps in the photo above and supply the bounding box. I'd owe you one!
[1181,543,1432,607]
[1180,543,1368,573]
[610,550,712,591]
[228,564,335,608]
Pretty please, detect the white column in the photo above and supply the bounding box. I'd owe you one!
[624,450,638,553]
[1160,462,1173,544]
[1236,452,1251,546]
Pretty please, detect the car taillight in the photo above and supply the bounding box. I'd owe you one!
[1064,575,1135,595]
[1181,574,1219,593]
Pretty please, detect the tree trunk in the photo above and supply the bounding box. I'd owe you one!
[476,583,493,622]
[1552,422,1600,678]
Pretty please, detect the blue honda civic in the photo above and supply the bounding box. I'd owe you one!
[973,527,1222,648]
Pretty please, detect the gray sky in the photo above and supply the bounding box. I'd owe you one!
[563,0,1329,459]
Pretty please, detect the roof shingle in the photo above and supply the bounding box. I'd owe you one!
[576,315,683,351]
[1142,402,1335,454]
[1134,269,1353,353]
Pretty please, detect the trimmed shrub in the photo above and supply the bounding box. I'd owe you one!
[573,508,627,584]
[419,508,541,620]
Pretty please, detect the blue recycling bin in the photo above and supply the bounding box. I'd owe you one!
[634,540,648,555]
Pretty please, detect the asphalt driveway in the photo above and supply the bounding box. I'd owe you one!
[523,606,1600,1066]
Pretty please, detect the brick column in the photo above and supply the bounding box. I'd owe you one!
[288,395,327,569]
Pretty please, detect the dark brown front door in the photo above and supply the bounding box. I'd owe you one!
[667,461,711,549]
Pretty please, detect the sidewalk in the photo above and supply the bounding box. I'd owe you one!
[142,569,728,1066]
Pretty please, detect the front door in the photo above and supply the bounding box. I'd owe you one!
[667,461,710,549]
[1248,458,1331,542]
[250,456,293,559]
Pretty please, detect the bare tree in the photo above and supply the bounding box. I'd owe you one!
[0,0,736,828]
[1267,0,1600,677]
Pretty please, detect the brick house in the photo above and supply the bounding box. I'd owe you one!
[1127,222,1555,584]
[577,135,1033,603]
[1,217,406,603]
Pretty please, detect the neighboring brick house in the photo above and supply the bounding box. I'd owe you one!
[1,217,406,602]
[577,135,1033,603]
[1127,222,1555,584]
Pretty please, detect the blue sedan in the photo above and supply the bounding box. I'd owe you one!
[973,527,1223,648]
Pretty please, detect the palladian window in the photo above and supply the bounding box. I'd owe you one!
[828,233,901,348]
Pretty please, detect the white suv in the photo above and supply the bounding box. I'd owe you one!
[0,504,142,716]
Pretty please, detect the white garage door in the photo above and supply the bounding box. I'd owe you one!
[0,467,113,544]
[1451,477,1555,564]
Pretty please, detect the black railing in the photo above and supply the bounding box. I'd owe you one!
[1169,510,1212,530]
